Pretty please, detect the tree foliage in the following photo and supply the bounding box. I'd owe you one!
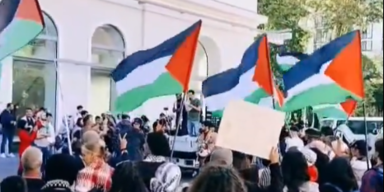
[307,0,384,116]
[306,0,383,37]
[258,0,311,67]
[258,0,311,116]
[258,0,383,117]
[355,56,384,116]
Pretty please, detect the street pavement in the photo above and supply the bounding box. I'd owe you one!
[0,134,18,180]
[0,155,18,180]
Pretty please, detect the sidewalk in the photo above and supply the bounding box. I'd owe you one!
[0,135,19,180]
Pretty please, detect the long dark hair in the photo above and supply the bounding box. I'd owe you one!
[110,162,148,192]
[321,157,358,192]
[188,163,247,192]
[281,150,310,192]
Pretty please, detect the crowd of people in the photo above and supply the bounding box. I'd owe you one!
[0,90,383,192]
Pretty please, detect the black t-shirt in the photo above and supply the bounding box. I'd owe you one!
[25,178,45,192]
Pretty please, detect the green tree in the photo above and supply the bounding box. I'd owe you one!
[306,0,383,38]
[353,55,382,116]
[258,0,311,117]
[258,0,311,77]
[306,0,383,116]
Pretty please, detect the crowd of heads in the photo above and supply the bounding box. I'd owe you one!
[1,103,383,192]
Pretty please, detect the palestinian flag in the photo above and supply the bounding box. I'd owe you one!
[111,20,201,112]
[203,34,283,117]
[282,31,364,113]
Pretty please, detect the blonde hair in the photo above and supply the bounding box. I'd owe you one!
[82,138,107,159]
[82,130,100,144]
[188,163,247,192]
[21,146,43,171]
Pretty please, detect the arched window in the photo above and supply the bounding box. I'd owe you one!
[90,25,125,116]
[189,37,221,96]
[91,25,125,65]
[12,12,58,119]
[189,41,208,95]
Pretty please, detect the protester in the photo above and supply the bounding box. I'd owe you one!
[187,163,247,192]
[285,126,304,151]
[134,132,181,191]
[108,132,128,167]
[321,126,349,156]
[75,135,113,192]
[41,154,81,192]
[34,112,55,170]
[17,108,43,175]
[0,103,16,158]
[75,105,84,120]
[209,147,233,166]
[185,90,201,137]
[0,176,27,192]
[281,150,319,192]
[320,157,359,192]
[116,114,132,135]
[140,115,150,133]
[299,147,318,182]
[103,115,119,155]
[361,138,383,192]
[20,146,45,192]
[232,151,252,171]
[110,161,148,192]
[350,140,371,186]
[149,162,182,192]
[125,117,145,161]
[305,128,335,159]
[2,101,382,192]
[152,119,167,133]
[310,147,330,186]
[239,147,284,192]
[279,126,290,156]
[197,121,217,164]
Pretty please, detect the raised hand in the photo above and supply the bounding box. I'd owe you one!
[269,147,280,164]
[119,133,127,150]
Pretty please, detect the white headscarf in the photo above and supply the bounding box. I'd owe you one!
[150,162,181,192]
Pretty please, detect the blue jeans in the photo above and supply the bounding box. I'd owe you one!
[187,120,201,137]
[1,128,15,154]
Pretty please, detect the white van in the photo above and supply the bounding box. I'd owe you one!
[320,117,383,144]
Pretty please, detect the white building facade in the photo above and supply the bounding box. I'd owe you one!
[0,0,268,122]
[311,21,383,58]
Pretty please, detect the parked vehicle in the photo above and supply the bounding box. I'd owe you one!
[321,117,383,144]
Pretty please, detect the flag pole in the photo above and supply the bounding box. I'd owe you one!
[362,102,370,169]
[170,92,187,160]
[54,63,73,155]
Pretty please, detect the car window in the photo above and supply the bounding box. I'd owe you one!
[337,120,346,127]
[347,120,383,135]
[321,120,334,127]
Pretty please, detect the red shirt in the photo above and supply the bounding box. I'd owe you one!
[17,120,44,171]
